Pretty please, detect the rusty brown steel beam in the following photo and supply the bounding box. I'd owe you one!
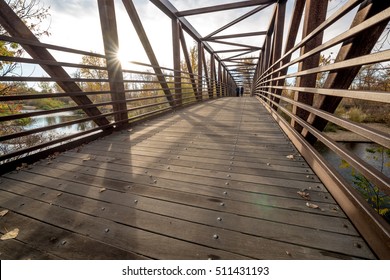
[210,39,262,50]
[97,0,128,125]
[305,0,390,144]
[291,0,328,133]
[204,4,273,39]
[197,42,203,101]
[270,0,286,109]
[272,0,305,106]
[203,31,267,41]
[149,0,236,89]
[210,55,216,98]
[176,0,276,17]
[172,18,182,106]
[0,0,110,127]
[121,0,175,107]
[201,45,211,98]
[179,25,198,99]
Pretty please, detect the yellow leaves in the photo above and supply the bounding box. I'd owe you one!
[379,208,389,216]
[306,202,320,209]
[297,191,310,200]
[0,210,19,241]
[1,228,19,240]
[16,163,29,171]
[0,209,9,217]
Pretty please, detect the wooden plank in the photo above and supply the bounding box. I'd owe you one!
[0,177,373,259]
[0,190,246,260]
[0,97,376,259]
[10,162,355,233]
[6,166,337,219]
[0,239,60,260]
[59,152,319,183]
[0,211,145,260]
[50,154,321,191]
[66,149,315,175]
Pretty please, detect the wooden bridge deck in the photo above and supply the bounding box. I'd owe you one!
[0,97,376,259]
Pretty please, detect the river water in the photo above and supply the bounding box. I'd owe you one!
[314,141,390,180]
[23,111,96,135]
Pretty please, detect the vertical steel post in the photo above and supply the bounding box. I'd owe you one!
[270,0,286,109]
[210,55,216,99]
[273,0,305,105]
[217,61,222,97]
[291,0,328,132]
[172,18,182,106]
[98,0,128,125]
[197,42,203,101]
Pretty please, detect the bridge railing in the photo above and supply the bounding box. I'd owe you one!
[0,33,233,172]
[253,0,390,258]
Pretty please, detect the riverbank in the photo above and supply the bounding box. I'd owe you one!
[324,123,390,142]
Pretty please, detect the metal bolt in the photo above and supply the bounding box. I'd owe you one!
[167,166,170,169]
[134,199,138,204]
[220,202,225,206]
[101,207,105,211]
[225,182,229,185]
[227,174,231,178]
[105,228,110,233]
[217,217,222,221]
[223,191,228,195]
[61,240,67,245]
[213,234,219,239]
[266,163,271,166]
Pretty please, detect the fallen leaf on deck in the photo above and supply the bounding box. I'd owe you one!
[306,202,319,209]
[99,188,106,193]
[1,228,19,240]
[0,210,9,217]
[286,155,294,159]
[297,191,310,200]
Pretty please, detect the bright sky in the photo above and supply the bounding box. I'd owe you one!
[29,0,356,76]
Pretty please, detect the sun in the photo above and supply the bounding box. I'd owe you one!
[117,48,133,70]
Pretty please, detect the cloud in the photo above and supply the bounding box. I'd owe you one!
[48,0,96,17]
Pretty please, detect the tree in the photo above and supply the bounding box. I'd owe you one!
[0,0,51,160]
[1,0,50,77]
[77,55,110,104]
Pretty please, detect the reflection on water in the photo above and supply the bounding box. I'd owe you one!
[315,142,390,179]
[315,141,390,222]
[23,111,96,135]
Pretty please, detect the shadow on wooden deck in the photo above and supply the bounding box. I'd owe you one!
[0,97,375,259]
